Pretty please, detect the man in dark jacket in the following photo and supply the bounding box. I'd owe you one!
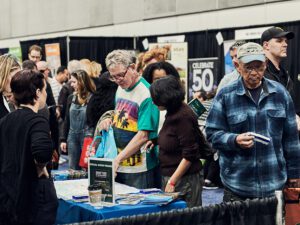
[261,27,300,130]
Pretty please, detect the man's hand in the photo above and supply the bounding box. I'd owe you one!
[113,156,122,178]
[142,140,154,152]
[236,132,254,149]
[60,142,67,153]
[165,182,175,193]
[99,118,113,131]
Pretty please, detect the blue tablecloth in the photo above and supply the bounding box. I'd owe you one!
[56,199,187,224]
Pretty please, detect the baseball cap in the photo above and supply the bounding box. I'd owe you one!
[237,42,265,64]
[261,27,294,43]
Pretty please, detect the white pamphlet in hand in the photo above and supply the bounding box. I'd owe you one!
[249,132,270,145]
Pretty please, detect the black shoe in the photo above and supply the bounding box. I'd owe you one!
[203,182,219,190]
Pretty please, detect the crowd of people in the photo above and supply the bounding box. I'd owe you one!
[0,26,299,224]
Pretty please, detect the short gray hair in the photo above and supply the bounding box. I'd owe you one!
[105,50,135,69]
[68,60,81,74]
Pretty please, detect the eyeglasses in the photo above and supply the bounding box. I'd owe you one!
[109,67,129,82]
[242,65,265,74]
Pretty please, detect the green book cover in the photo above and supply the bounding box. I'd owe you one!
[188,98,207,118]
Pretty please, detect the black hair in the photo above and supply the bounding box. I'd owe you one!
[22,60,37,70]
[57,66,67,74]
[142,61,180,84]
[150,76,185,113]
[86,72,118,128]
[11,69,45,106]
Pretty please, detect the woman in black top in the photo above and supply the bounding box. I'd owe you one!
[0,54,21,119]
[150,76,206,207]
[0,70,58,225]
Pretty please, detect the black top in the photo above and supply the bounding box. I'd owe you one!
[248,85,263,105]
[86,73,117,129]
[0,94,9,119]
[58,81,74,120]
[0,108,53,221]
[265,59,295,104]
[158,103,203,177]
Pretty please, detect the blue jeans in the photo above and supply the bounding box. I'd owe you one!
[116,168,155,189]
[67,131,85,170]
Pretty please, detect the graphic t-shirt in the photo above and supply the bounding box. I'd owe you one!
[113,77,159,173]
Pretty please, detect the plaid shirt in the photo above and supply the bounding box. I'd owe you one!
[206,77,300,198]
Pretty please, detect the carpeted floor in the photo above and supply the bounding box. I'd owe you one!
[202,188,224,206]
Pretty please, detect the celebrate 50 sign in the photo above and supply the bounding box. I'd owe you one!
[188,58,218,101]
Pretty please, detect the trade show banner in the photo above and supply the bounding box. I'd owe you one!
[149,42,188,93]
[8,47,22,62]
[223,40,235,75]
[45,43,61,72]
[188,58,218,101]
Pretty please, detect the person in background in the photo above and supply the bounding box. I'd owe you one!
[217,40,246,93]
[36,61,60,169]
[86,71,118,133]
[261,26,300,130]
[80,58,93,76]
[135,52,145,74]
[206,42,300,201]
[91,61,102,77]
[22,60,37,70]
[150,76,205,207]
[99,50,159,189]
[0,69,58,225]
[143,61,180,131]
[89,61,102,87]
[0,54,21,118]
[58,60,79,121]
[28,44,42,63]
[60,70,96,170]
[48,66,69,105]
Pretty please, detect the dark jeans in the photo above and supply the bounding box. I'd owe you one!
[204,158,221,185]
[223,187,255,202]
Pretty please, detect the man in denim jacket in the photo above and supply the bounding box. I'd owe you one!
[206,42,300,201]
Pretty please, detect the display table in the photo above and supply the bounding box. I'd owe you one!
[54,179,187,224]
[56,198,186,224]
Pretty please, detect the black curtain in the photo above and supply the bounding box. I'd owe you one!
[69,37,134,72]
[136,21,300,112]
[0,48,9,55]
[19,36,68,66]
[78,197,277,225]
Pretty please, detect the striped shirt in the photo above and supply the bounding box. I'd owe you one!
[205,77,300,198]
[48,77,63,104]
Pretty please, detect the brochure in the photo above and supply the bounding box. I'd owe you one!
[88,158,115,203]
